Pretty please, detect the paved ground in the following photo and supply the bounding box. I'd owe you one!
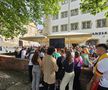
[0,70,31,90]
[0,69,91,90]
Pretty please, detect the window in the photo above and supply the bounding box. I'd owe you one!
[52,14,58,20]
[82,21,91,29]
[52,26,58,32]
[92,33,95,35]
[99,32,101,35]
[71,8,79,16]
[97,19,107,28]
[61,0,68,5]
[0,47,2,51]
[105,32,107,34]
[95,32,98,35]
[102,32,104,35]
[81,10,89,14]
[61,11,68,18]
[71,23,78,30]
[61,24,68,31]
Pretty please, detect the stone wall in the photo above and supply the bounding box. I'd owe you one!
[0,55,28,71]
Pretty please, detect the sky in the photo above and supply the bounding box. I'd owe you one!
[37,24,44,30]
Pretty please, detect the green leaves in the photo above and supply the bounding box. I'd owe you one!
[0,0,63,38]
[80,0,108,16]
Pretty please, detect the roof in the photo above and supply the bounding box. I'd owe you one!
[47,32,92,38]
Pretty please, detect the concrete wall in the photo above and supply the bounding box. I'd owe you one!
[0,55,28,71]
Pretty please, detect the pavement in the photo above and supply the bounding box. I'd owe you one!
[0,70,31,90]
[0,70,89,90]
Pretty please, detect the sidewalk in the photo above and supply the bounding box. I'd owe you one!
[0,70,31,90]
[0,69,90,90]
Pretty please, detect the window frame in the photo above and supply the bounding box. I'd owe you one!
[61,24,68,31]
[71,23,79,30]
[52,26,59,32]
[82,21,92,29]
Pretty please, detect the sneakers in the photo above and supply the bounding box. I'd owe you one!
[39,83,44,87]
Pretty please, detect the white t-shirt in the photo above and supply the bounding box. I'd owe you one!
[97,58,108,88]
[28,53,34,65]
[39,52,45,57]
[71,51,75,58]
[21,50,26,59]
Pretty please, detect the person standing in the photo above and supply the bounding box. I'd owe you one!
[81,50,92,67]
[73,51,83,90]
[42,46,58,90]
[27,49,34,82]
[14,47,20,58]
[21,47,27,59]
[56,49,66,89]
[53,48,61,60]
[32,50,42,90]
[89,44,108,90]
[60,50,74,90]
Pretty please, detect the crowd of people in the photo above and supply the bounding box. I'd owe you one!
[14,43,108,90]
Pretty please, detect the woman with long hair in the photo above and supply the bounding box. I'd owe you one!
[60,50,75,90]
[32,49,42,90]
[73,51,83,90]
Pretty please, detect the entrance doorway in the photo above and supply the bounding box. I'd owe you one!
[86,39,99,45]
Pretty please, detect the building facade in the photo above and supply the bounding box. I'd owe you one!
[0,23,38,47]
[21,23,38,46]
[46,0,108,45]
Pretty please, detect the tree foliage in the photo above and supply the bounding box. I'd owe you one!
[0,0,63,38]
[80,0,108,17]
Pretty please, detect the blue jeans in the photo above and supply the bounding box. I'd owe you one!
[32,65,41,90]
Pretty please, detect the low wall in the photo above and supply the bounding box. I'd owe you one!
[0,55,93,90]
[0,55,29,71]
[80,67,93,90]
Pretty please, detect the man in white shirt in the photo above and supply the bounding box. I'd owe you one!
[97,57,108,89]
[21,47,27,59]
[90,44,108,90]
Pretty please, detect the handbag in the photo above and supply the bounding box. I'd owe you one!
[90,80,99,90]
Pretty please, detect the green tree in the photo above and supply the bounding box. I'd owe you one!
[0,0,63,38]
[80,0,108,16]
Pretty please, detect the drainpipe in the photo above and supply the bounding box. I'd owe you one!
[67,0,71,48]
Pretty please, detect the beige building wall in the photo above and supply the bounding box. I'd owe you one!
[0,23,38,47]
[24,23,38,37]
[20,23,38,46]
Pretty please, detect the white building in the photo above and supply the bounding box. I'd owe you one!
[46,0,108,45]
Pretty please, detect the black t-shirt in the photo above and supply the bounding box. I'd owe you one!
[63,60,74,73]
